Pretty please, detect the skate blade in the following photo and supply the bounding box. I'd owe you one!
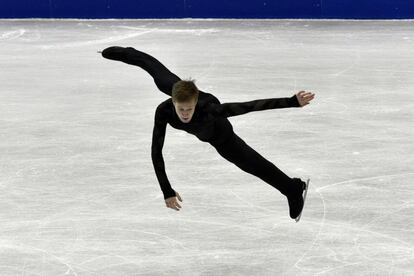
[295,178,310,223]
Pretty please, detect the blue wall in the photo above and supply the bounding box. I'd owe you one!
[1,0,414,19]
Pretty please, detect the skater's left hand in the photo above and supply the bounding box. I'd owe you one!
[295,91,315,107]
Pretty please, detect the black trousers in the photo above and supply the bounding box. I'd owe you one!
[102,46,299,197]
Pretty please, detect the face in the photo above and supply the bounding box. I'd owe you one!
[173,99,197,123]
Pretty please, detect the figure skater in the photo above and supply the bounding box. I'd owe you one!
[100,46,315,222]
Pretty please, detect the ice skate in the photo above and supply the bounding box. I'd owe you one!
[287,178,310,222]
[99,46,127,60]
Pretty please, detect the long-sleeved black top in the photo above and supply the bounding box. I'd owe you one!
[151,91,301,199]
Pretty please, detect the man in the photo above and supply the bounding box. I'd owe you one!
[100,46,315,221]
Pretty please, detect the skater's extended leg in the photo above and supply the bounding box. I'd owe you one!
[101,46,180,96]
[215,134,306,221]
[214,133,306,218]
[214,133,301,196]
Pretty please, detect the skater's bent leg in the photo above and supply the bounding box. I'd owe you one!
[101,46,181,96]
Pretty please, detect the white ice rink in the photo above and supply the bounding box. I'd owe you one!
[0,19,413,275]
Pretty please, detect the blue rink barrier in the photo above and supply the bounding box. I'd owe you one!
[1,0,414,19]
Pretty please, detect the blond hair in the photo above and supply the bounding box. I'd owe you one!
[172,79,199,103]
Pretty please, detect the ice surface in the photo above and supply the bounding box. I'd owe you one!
[0,19,413,275]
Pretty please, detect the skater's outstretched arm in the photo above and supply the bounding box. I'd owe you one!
[210,91,315,118]
[151,105,176,200]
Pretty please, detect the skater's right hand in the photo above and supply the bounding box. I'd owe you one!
[165,192,183,211]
